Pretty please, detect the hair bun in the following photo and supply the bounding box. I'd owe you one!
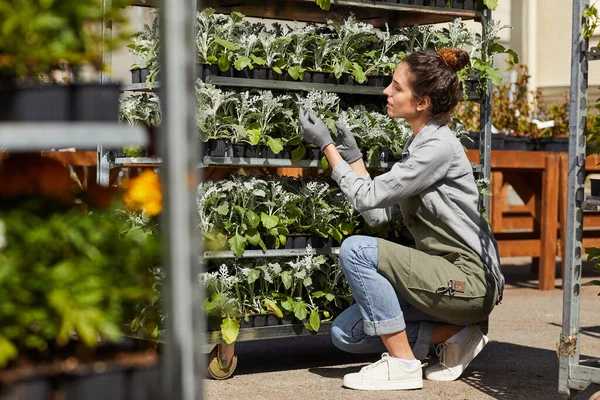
[437,48,470,72]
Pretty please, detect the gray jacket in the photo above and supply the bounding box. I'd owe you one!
[331,119,505,301]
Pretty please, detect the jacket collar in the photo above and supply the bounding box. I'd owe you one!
[401,119,445,158]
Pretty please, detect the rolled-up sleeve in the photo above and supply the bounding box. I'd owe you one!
[331,138,454,220]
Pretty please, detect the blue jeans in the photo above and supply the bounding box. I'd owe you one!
[332,235,442,360]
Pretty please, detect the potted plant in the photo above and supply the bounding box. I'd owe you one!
[0,0,131,121]
[0,154,162,398]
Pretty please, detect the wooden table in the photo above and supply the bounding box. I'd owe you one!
[466,150,560,290]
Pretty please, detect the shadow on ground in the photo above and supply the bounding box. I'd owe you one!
[501,259,599,290]
[232,336,599,400]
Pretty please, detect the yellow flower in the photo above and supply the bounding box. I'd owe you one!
[124,170,162,216]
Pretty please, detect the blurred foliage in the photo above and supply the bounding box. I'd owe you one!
[0,200,160,367]
[0,0,132,80]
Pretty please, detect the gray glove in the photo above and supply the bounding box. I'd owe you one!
[334,121,362,163]
[299,108,334,151]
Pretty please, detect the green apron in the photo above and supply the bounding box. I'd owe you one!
[376,194,498,324]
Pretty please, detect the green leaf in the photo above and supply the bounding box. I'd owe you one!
[228,232,247,257]
[506,49,519,64]
[273,66,283,74]
[247,269,260,284]
[340,222,355,235]
[261,213,280,229]
[204,293,229,316]
[218,54,231,72]
[287,65,305,81]
[315,0,331,11]
[281,297,294,311]
[0,335,18,367]
[221,317,240,344]
[266,137,284,154]
[216,203,229,215]
[309,309,321,332]
[280,271,292,290]
[330,228,343,243]
[320,156,329,170]
[250,54,265,65]
[292,301,308,321]
[234,56,252,71]
[215,37,239,51]
[264,299,283,318]
[483,0,498,10]
[583,280,600,286]
[246,210,260,229]
[291,146,306,163]
[231,11,245,22]
[246,128,261,145]
[245,230,261,246]
[351,63,367,84]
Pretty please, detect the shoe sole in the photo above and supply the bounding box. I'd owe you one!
[343,377,423,391]
[425,334,489,382]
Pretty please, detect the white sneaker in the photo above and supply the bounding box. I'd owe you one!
[425,325,488,381]
[343,353,423,391]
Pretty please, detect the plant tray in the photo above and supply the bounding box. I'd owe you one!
[0,83,120,122]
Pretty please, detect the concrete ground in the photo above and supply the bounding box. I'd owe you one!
[203,258,600,400]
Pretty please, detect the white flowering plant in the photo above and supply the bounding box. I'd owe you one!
[127,12,160,85]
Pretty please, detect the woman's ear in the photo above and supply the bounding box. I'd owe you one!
[416,95,432,112]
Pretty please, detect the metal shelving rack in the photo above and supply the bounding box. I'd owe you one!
[558,0,600,397]
[123,0,494,383]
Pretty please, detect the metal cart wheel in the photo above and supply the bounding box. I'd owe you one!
[206,343,237,380]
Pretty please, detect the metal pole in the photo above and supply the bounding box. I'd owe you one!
[159,0,202,398]
[559,0,589,397]
[479,8,492,216]
[97,0,113,186]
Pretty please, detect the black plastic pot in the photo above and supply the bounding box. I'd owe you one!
[460,132,480,150]
[266,314,280,326]
[0,83,119,121]
[72,84,120,121]
[140,68,151,83]
[198,63,219,80]
[537,137,569,152]
[311,72,327,84]
[340,73,354,86]
[491,133,505,149]
[234,67,252,79]
[367,75,385,87]
[281,315,295,325]
[231,143,245,157]
[303,147,321,160]
[464,0,475,9]
[244,145,262,158]
[503,136,535,151]
[267,69,283,81]
[218,67,235,77]
[0,377,51,400]
[302,71,311,83]
[253,68,268,80]
[591,178,600,197]
[0,84,69,121]
[264,147,279,159]
[412,0,426,5]
[252,315,267,327]
[207,139,228,157]
[131,68,142,84]
[286,234,312,249]
[276,145,292,159]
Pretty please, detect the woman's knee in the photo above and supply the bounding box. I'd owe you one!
[338,235,378,273]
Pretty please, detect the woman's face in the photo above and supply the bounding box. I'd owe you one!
[383,62,423,120]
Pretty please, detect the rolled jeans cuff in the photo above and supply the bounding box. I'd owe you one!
[363,315,406,336]
[413,321,435,360]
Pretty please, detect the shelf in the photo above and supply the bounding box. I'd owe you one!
[113,155,482,173]
[203,247,340,259]
[112,156,162,167]
[200,156,392,169]
[122,77,385,95]
[0,123,147,151]
[132,0,482,28]
[121,82,160,92]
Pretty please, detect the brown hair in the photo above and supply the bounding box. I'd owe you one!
[403,47,470,119]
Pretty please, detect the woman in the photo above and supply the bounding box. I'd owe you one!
[299,48,504,391]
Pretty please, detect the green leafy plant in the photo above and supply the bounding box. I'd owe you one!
[0,201,160,366]
[128,13,160,85]
[584,248,600,296]
[0,0,131,80]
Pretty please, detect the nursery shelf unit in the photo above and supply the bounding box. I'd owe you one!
[558,0,600,398]
[126,0,495,382]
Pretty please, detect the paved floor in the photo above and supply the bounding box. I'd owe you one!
[203,259,600,400]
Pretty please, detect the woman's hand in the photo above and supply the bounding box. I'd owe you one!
[334,121,362,163]
[299,108,334,150]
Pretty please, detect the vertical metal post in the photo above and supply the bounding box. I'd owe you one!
[159,0,202,399]
[479,8,493,216]
[98,0,113,186]
[559,0,588,397]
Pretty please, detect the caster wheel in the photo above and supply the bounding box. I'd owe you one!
[207,345,238,379]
